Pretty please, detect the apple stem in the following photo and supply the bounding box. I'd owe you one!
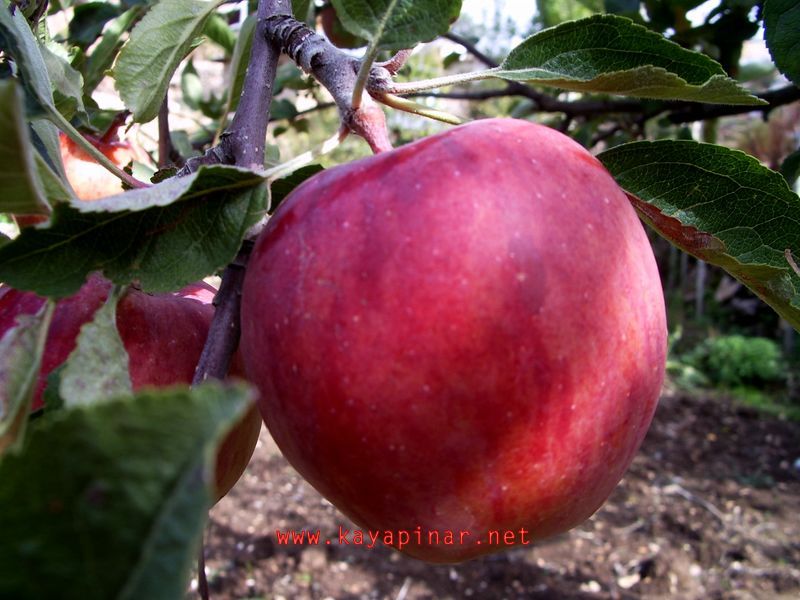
[99,110,131,144]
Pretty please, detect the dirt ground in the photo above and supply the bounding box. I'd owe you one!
[197,390,800,599]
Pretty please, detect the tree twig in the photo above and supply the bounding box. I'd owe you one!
[431,33,800,125]
[444,32,498,68]
[666,84,800,123]
[197,543,210,600]
[191,241,253,385]
[157,96,173,169]
[179,0,290,175]
[188,1,288,383]
[264,14,392,152]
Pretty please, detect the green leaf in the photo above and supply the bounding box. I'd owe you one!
[764,0,800,87]
[0,0,58,117]
[202,12,236,55]
[114,0,225,122]
[269,164,324,213]
[34,151,74,206]
[0,165,268,298]
[83,6,144,94]
[68,1,121,49]
[0,383,253,600]
[28,119,73,205]
[495,15,764,104]
[224,13,256,115]
[292,0,313,23]
[598,140,800,331]
[39,42,87,121]
[270,98,299,120]
[537,0,603,27]
[60,287,132,408]
[0,79,51,215]
[180,59,203,111]
[31,118,67,179]
[330,0,462,52]
[0,301,53,454]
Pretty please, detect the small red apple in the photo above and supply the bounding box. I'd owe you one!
[57,132,137,201]
[240,118,667,561]
[15,116,143,228]
[0,275,261,502]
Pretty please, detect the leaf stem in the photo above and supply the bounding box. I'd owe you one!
[380,68,499,95]
[352,43,382,109]
[376,93,462,125]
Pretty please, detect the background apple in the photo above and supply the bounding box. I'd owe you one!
[0,275,261,502]
[57,131,137,201]
[240,118,667,562]
[14,117,142,228]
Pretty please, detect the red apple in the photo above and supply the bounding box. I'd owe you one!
[240,118,667,562]
[0,275,261,502]
[15,117,143,228]
[57,132,137,201]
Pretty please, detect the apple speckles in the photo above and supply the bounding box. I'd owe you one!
[241,118,667,562]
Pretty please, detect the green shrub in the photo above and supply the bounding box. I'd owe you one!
[688,335,787,388]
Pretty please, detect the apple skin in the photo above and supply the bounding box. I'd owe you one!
[240,117,667,562]
[0,275,261,502]
[58,132,136,201]
[14,131,139,228]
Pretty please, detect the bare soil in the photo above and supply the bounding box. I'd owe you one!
[199,391,800,599]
